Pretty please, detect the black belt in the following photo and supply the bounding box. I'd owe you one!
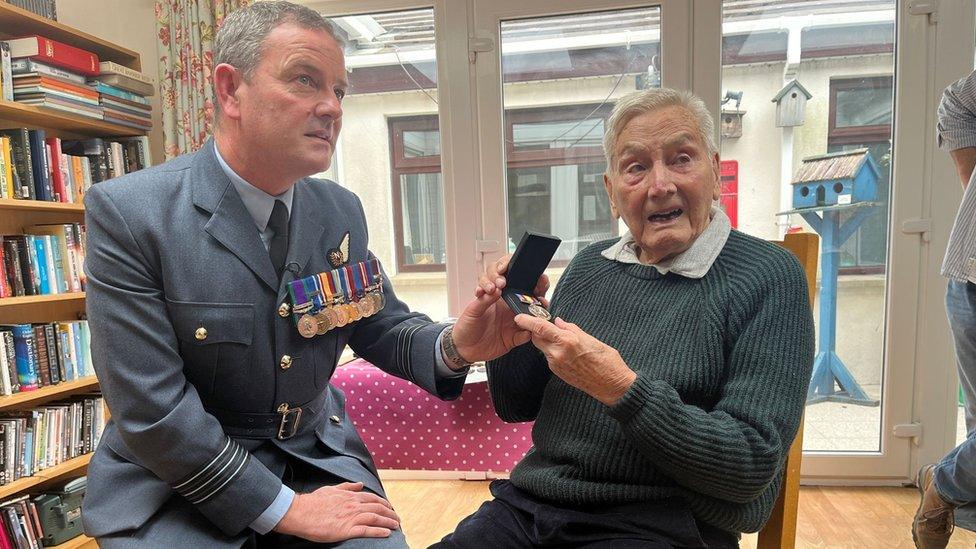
[205,390,329,440]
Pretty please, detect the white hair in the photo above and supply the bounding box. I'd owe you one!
[602,88,717,171]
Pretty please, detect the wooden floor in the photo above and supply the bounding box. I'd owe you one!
[383,480,976,548]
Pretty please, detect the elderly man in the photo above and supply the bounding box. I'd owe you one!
[81,2,524,547]
[435,88,816,548]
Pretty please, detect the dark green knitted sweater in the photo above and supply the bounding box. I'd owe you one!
[486,230,815,534]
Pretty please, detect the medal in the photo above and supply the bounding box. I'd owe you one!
[334,305,349,327]
[528,303,551,320]
[314,310,333,335]
[297,314,318,338]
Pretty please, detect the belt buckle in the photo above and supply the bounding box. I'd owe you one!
[276,404,302,440]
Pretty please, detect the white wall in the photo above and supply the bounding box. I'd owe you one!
[56,0,165,164]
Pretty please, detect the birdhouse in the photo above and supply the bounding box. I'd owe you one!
[771,80,812,127]
[791,149,880,209]
[721,109,745,139]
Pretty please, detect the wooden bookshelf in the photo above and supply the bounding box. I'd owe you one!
[0,454,91,500]
[0,198,84,214]
[0,100,145,139]
[0,6,141,536]
[0,377,98,411]
[50,534,96,549]
[0,293,86,324]
[0,2,141,70]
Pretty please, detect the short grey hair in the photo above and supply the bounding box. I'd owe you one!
[602,88,717,171]
[213,2,342,120]
[214,1,341,79]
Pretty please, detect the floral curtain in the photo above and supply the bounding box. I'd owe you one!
[155,0,251,159]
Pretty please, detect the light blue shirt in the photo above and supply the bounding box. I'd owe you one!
[214,145,465,533]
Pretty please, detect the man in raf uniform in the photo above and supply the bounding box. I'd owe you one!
[81,2,541,547]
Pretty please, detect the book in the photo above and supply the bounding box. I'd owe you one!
[93,72,153,96]
[25,130,49,202]
[0,337,11,396]
[9,59,85,84]
[0,130,33,200]
[0,43,12,102]
[88,81,149,105]
[42,325,59,386]
[30,327,50,388]
[15,96,103,119]
[4,36,98,77]
[27,236,45,295]
[1,240,24,298]
[12,237,36,296]
[0,332,16,395]
[0,137,13,199]
[98,61,152,85]
[8,326,38,391]
[0,248,7,299]
[12,74,98,100]
[43,138,64,203]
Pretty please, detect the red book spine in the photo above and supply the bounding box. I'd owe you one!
[44,138,65,202]
[14,36,99,77]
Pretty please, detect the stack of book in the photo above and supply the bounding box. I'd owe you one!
[0,322,94,396]
[0,225,87,299]
[3,36,101,119]
[0,128,152,202]
[0,393,105,484]
[90,61,154,130]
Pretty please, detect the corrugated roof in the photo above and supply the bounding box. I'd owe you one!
[792,148,869,184]
[329,0,893,56]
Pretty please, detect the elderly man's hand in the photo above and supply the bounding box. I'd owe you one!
[451,255,550,364]
[515,314,637,406]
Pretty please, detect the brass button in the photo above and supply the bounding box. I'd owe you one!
[280,355,293,370]
[329,415,341,424]
[195,327,208,341]
[278,302,291,318]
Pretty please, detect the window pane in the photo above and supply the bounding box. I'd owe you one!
[399,173,446,265]
[322,8,448,321]
[836,86,893,127]
[721,1,896,453]
[403,130,440,157]
[513,119,605,150]
[499,6,660,275]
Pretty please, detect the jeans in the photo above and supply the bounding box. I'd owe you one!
[935,280,976,530]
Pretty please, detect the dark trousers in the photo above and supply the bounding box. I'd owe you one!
[431,480,739,549]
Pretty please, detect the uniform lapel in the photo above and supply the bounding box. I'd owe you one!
[285,179,325,278]
[191,141,279,291]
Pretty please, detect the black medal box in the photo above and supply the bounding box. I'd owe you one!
[501,231,560,321]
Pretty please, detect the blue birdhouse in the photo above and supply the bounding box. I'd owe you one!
[791,149,880,209]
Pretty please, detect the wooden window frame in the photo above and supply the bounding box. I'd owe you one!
[389,116,444,273]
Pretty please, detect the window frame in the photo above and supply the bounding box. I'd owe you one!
[389,115,446,273]
[827,75,893,275]
[390,104,617,272]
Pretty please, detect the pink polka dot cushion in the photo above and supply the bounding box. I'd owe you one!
[332,359,534,473]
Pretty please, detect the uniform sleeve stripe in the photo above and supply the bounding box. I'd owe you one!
[181,443,245,500]
[172,437,232,491]
[190,451,251,505]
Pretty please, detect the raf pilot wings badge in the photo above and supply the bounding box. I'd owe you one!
[328,232,350,268]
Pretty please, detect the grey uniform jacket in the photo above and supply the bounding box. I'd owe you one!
[81,140,462,544]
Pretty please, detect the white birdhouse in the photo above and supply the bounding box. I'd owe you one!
[771,80,812,127]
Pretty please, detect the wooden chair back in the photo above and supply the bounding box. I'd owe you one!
[757,232,819,549]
